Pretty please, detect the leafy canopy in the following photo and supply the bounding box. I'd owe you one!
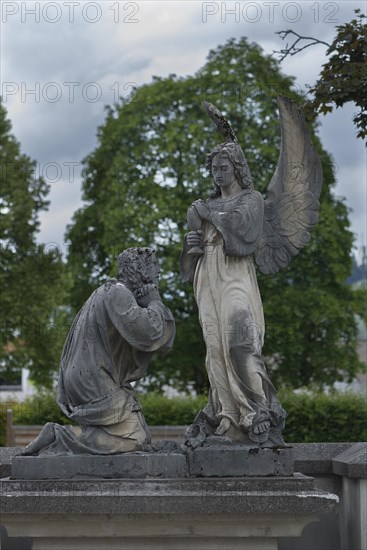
[0,101,69,388]
[308,10,367,139]
[276,10,367,139]
[66,37,364,393]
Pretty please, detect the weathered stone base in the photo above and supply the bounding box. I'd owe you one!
[11,444,294,479]
[4,442,366,550]
[0,475,337,550]
[1,514,314,550]
[23,535,279,550]
[12,451,188,479]
[188,446,293,477]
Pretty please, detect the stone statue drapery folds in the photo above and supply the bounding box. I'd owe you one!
[181,96,323,447]
[23,248,175,455]
[181,186,286,445]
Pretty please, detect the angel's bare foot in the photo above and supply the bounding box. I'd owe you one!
[253,420,270,435]
[215,417,231,436]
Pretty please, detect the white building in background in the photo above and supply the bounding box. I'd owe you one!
[0,368,36,402]
[334,315,367,397]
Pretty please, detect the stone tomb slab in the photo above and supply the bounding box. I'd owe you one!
[11,445,294,479]
[11,451,188,480]
[187,445,294,477]
[0,475,338,550]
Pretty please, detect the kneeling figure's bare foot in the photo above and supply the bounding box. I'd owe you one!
[21,422,55,456]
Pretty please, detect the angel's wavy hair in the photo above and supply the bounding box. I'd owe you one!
[206,142,253,197]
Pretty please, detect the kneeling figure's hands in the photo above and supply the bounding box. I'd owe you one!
[134,284,161,307]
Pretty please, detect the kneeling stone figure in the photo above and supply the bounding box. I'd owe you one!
[23,247,175,456]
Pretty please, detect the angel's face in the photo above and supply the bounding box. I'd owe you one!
[211,154,237,189]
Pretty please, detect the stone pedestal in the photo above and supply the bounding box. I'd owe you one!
[187,445,293,477]
[0,474,338,550]
[11,445,294,479]
[11,451,189,479]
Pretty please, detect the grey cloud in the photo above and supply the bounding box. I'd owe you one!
[2,1,365,250]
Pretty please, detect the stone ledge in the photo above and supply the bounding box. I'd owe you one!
[0,473,340,549]
[291,442,354,475]
[0,533,282,550]
[0,510,319,534]
[0,511,321,550]
[332,442,367,478]
[0,475,338,516]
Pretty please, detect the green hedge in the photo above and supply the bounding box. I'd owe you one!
[139,393,207,426]
[0,393,70,447]
[279,390,367,443]
[1,390,366,446]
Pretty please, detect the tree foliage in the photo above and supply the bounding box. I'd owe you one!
[0,101,69,388]
[308,10,367,139]
[66,37,364,393]
[277,10,367,139]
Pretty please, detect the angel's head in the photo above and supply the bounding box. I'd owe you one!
[206,142,252,197]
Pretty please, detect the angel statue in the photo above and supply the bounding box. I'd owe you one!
[180,96,322,447]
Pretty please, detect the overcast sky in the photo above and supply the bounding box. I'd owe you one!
[1,0,366,260]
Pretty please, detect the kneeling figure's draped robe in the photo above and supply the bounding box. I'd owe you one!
[30,280,175,455]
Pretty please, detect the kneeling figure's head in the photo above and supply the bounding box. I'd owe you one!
[117,247,160,291]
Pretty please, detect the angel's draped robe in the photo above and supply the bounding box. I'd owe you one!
[26,280,175,454]
[181,189,285,441]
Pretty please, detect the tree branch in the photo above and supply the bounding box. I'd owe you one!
[274,30,330,62]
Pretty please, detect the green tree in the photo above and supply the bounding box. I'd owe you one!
[66,37,365,393]
[0,101,69,388]
[276,10,367,139]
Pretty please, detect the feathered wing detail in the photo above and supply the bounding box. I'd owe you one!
[202,101,238,143]
[255,95,323,275]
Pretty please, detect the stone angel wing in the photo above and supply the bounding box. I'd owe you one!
[254,95,323,275]
[202,101,238,143]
